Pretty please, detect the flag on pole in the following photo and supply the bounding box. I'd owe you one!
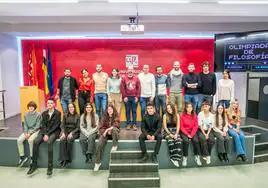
[42,49,49,95]
[28,46,38,86]
[47,48,54,96]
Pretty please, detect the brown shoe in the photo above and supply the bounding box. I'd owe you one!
[126,125,132,130]
[132,125,137,131]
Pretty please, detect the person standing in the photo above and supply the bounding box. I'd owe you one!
[93,64,109,117]
[213,104,230,163]
[139,103,162,163]
[180,102,202,167]
[79,103,99,164]
[94,104,120,171]
[107,68,122,115]
[78,69,94,114]
[216,70,235,109]
[55,68,78,114]
[138,64,156,118]
[155,66,168,115]
[120,66,141,131]
[182,63,201,113]
[59,103,80,168]
[198,61,216,111]
[17,101,41,166]
[197,102,215,165]
[168,61,184,113]
[27,99,61,176]
[162,103,183,167]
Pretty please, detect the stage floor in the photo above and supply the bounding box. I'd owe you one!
[0,115,268,139]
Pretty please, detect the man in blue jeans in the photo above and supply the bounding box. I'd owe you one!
[93,64,109,117]
[155,66,168,115]
[120,67,141,131]
[138,64,156,119]
[182,63,201,113]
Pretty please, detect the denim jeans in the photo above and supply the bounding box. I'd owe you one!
[140,97,151,119]
[61,97,71,114]
[124,96,137,125]
[184,94,199,113]
[197,94,214,113]
[219,100,230,109]
[94,93,108,117]
[154,95,166,115]
[228,127,246,156]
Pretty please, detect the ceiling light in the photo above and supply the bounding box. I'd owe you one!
[218,0,268,4]
[108,0,191,3]
[0,0,78,3]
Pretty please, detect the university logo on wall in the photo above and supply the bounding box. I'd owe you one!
[125,55,139,68]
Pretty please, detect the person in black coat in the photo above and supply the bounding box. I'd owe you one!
[55,68,78,114]
[139,102,162,163]
[27,98,61,176]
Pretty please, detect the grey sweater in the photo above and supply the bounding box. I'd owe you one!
[23,111,41,134]
[168,73,183,93]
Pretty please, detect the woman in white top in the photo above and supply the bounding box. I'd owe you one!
[79,103,99,164]
[217,70,235,109]
[197,101,215,165]
[213,103,230,163]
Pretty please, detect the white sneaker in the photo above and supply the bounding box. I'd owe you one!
[182,157,187,167]
[94,163,101,172]
[111,146,118,152]
[206,156,211,165]
[195,155,202,166]
[170,159,180,167]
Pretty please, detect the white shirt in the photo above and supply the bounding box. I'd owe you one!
[198,111,214,131]
[138,72,156,98]
[216,79,235,101]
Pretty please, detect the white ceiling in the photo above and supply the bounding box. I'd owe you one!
[0,0,267,34]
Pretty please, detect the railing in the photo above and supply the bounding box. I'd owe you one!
[0,90,6,121]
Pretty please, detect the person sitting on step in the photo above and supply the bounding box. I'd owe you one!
[163,103,183,167]
[17,101,41,167]
[139,102,162,163]
[94,104,120,171]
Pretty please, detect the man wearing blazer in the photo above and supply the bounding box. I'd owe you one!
[27,98,61,176]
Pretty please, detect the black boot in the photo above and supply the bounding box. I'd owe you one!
[27,164,37,175]
[140,153,149,162]
[151,153,158,163]
[85,154,91,163]
[218,153,224,162]
[241,154,248,162]
[47,164,53,176]
[236,155,243,161]
[223,153,229,163]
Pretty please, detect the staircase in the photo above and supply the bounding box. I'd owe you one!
[108,149,160,188]
[254,133,268,163]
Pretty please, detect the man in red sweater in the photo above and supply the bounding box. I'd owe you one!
[120,66,141,131]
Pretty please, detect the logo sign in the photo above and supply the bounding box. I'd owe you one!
[125,55,139,68]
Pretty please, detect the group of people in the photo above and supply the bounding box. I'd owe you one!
[16,60,246,176]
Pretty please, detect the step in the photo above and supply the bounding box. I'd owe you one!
[255,141,268,152]
[108,172,160,188]
[254,148,268,163]
[111,149,154,160]
[109,158,158,173]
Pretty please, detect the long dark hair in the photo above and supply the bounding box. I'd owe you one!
[183,102,195,117]
[67,102,78,117]
[83,103,97,128]
[215,103,226,128]
[101,104,119,126]
[223,69,231,79]
[166,103,178,124]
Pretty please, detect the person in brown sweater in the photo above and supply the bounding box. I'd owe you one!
[94,104,120,171]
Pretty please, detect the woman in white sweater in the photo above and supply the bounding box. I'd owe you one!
[79,103,99,164]
[216,70,235,109]
[197,102,215,165]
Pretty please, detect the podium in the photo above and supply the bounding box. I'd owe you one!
[20,86,45,121]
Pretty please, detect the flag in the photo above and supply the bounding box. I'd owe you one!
[42,49,49,95]
[28,46,38,86]
[47,48,54,96]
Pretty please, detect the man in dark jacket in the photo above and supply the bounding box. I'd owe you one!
[55,68,78,114]
[139,102,162,163]
[27,98,61,176]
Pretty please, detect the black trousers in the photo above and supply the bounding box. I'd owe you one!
[32,131,60,166]
[180,132,201,157]
[214,131,230,154]
[59,131,79,162]
[79,132,98,156]
[165,134,183,161]
[78,91,90,114]
[139,133,162,155]
[197,130,215,157]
